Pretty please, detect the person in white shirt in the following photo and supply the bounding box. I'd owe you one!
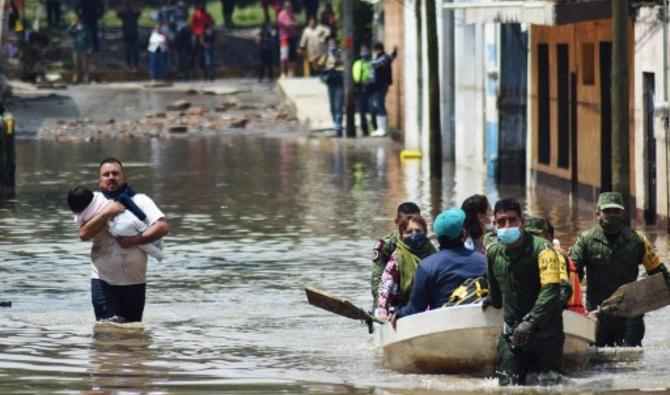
[147,23,169,81]
[75,158,169,323]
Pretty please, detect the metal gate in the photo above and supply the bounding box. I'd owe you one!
[497,23,528,185]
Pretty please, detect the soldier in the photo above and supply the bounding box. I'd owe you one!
[570,192,670,347]
[483,199,563,386]
[371,202,421,309]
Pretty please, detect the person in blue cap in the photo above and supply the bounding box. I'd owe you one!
[393,207,487,320]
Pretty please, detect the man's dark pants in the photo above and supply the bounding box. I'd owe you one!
[496,333,564,386]
[596,314,645,347]
[91,279,146,322]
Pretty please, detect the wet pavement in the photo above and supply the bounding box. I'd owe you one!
[0,79,669,394]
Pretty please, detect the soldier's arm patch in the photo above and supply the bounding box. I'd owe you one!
[372,240,383,260]
[538,249,561,285]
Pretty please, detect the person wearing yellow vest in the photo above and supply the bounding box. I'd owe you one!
[374,214,436,321]
[352,44,375,136]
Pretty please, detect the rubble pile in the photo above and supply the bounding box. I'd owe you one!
[36,95,297,141]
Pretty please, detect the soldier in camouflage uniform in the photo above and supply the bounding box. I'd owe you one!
[570,192,670,347]
[371,202,421,309]
[484,199,563,386]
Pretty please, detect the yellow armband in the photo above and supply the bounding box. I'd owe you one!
[641,236,662,272]
[538,249,561,285]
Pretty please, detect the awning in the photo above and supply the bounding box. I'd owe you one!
[442,0,612,26]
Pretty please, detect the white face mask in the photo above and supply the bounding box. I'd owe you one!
[484,223,495,232]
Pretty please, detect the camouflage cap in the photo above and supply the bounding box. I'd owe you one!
[597,192,625,210]
[524,216,550,236]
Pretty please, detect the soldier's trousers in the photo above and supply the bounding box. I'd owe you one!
[596,314,644,347]
[495,334,564,386]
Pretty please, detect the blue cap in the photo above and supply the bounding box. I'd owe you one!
[433,208,466,240]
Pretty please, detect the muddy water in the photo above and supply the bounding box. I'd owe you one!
[1,134,669,394]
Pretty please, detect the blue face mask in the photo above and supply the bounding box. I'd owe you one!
[403,233,428,250]
[360,51,370,59]
[497,227,521,245]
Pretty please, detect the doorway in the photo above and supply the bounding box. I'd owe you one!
[643,72,657,224]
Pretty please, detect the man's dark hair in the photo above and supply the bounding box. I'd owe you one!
[437,236,464,250]
[372,42,384,52]
[67,186,94,213]
[397,202,420,216]
[461,194,489,240]
[99,157,124,170]
[493,198,522,218]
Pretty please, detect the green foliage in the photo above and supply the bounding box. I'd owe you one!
[22,0,283,29]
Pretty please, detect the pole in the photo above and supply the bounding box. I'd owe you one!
[425,0,442,178]
[0,0,7,44]
[342,0,355,138]
[612,0,629,213]
[415,0,423,143]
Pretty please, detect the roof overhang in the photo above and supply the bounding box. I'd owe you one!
[442,0,612,26]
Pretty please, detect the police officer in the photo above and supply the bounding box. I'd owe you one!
[570,192,670,347]
[371,202,421,309]
[484,199,563,386]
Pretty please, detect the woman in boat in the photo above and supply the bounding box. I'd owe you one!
[461,194,493,252]
[375,214,436,321]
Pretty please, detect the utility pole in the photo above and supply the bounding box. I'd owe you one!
[342,0,356,137]
[612,0,630,212]
[415,0,423,143]
[425,0,442,178]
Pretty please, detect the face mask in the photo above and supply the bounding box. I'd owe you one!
[497,227,521,245]
[484,223,495,232]
[599,217,623,233]
[403,233,428,250]
[360,51,370,59]
[328,47,336,54]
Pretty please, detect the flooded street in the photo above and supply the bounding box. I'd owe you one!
[1,83,670,394]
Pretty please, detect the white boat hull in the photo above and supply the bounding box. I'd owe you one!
[376,305,596,374]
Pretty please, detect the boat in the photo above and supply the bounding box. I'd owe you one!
[375,304,596,374]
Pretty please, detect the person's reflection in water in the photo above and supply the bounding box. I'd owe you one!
[89,323,164,391]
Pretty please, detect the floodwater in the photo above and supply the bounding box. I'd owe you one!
[1,86,670,394]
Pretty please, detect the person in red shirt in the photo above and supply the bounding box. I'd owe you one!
[190,1,214,79]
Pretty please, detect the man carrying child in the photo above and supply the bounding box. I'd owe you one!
[71,158,169,323]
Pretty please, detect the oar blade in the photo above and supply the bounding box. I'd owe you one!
[601,273,670,317]
[304,287,373,322]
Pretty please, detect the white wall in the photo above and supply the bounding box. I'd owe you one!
[404,0,420,151]
[634,7,668,220]
[454,10,486,172]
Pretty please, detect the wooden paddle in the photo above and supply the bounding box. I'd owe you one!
[599,273,670,317]
[304,287,384,333]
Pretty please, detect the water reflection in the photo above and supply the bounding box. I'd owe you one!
[0,135,669,394]
[89,324,160,391]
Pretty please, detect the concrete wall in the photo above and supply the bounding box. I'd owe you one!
[383,0,405,134]
[634,6,668,225]
[454,11,486,172]
[403,0,420,150]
